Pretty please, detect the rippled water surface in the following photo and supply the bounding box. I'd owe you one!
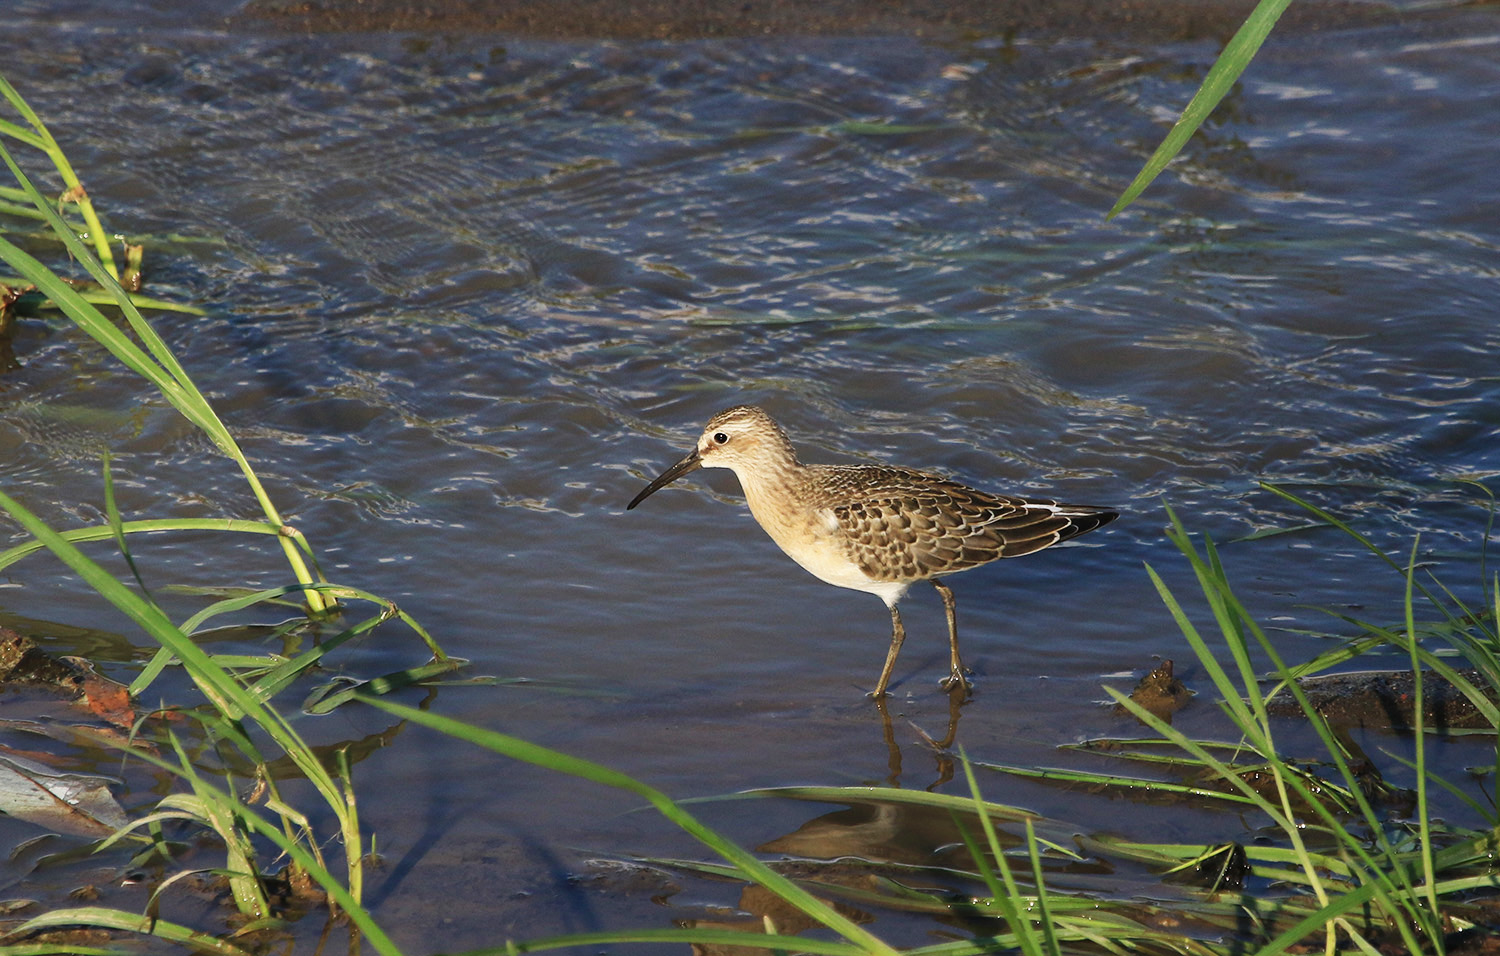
[3,0,1500,948]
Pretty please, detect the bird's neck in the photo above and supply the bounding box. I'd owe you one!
[734,457,811,531]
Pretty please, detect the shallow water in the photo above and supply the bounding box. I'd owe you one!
[2,0,1500,948]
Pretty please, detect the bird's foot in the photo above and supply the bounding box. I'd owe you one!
[940,670,972,695]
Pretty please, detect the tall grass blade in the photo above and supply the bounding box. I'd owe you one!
[0,75,118,275]
[1258,482,1453,611]
[0,137,329,613]
[1139,506,1474,954]
[0,488,234,716]
[940,754,1073,955]
[0,518,283,572]
[358,695,901,956]
[72,718,399,956]
[101,453,153,600]
[953,761,1032,955]
[163,733,270,919]
[1404,539,1442,928]
[0,491,362,881]
[1108,0,1292,218]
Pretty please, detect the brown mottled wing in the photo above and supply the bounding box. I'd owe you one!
[820,466,1117,583]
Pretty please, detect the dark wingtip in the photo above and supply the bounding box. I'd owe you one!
[1075,508,1120,536]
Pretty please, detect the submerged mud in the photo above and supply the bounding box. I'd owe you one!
[1269,669,1500,732]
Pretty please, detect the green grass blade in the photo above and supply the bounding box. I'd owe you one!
[1404,541,1442,929]
[1143,510,1464,951]
[0,233,197,409]
[0,488,237,715]
[1488,573,1500,810]
[301,659,467,714]
[175,583,327,637]
[0,275,206,315]
[0,491,349,807]
[0,518,282,572]
[1022,819,1061,956]
[0,129,330,612]
[165,733,269,918]
[451,927,871,956]
[741,784,1040,823]
[3,907,253,954]
[358,695,900,956]
[0,75,118,274]
[100,454,154,600]
[1108,0,1292,217]
[131,582,450,698]
[1144,561,1261,735]
[977,760,1266,808]
[75,723,398,956]
[958,752,1050,956]
[0,117,48,150]
[1258,483,1452,609]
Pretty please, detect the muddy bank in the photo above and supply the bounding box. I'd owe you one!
[1268,669,1498,732]
[242,0,1403,41]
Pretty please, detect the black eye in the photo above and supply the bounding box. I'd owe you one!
[713,432,729,444]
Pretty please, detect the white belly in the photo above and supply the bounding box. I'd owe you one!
[750,500,911,607]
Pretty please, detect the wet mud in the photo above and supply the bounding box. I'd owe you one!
[242,0,1403,41]
[1118,657,1193,722]
[1269,668,1500,732]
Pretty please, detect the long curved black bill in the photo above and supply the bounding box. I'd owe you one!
[626,448,703,510]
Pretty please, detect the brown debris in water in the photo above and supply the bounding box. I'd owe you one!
[0,283,20,348]
[0,625,138,730]
[1117,658,1192,723]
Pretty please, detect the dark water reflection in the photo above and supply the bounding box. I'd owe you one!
[2,0,1499,948]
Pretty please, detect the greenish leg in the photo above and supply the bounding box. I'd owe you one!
[872,604,906,698]
[932,579,971,693]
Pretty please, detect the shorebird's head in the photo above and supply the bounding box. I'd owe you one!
[626,405,796,509]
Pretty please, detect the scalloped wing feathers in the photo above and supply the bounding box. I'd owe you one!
[815,465,1116,582]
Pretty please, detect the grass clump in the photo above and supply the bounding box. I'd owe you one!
[0,76,202,327]
[0,75,455,952]
[0,77,329,620]
[1080,492,1500,953]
